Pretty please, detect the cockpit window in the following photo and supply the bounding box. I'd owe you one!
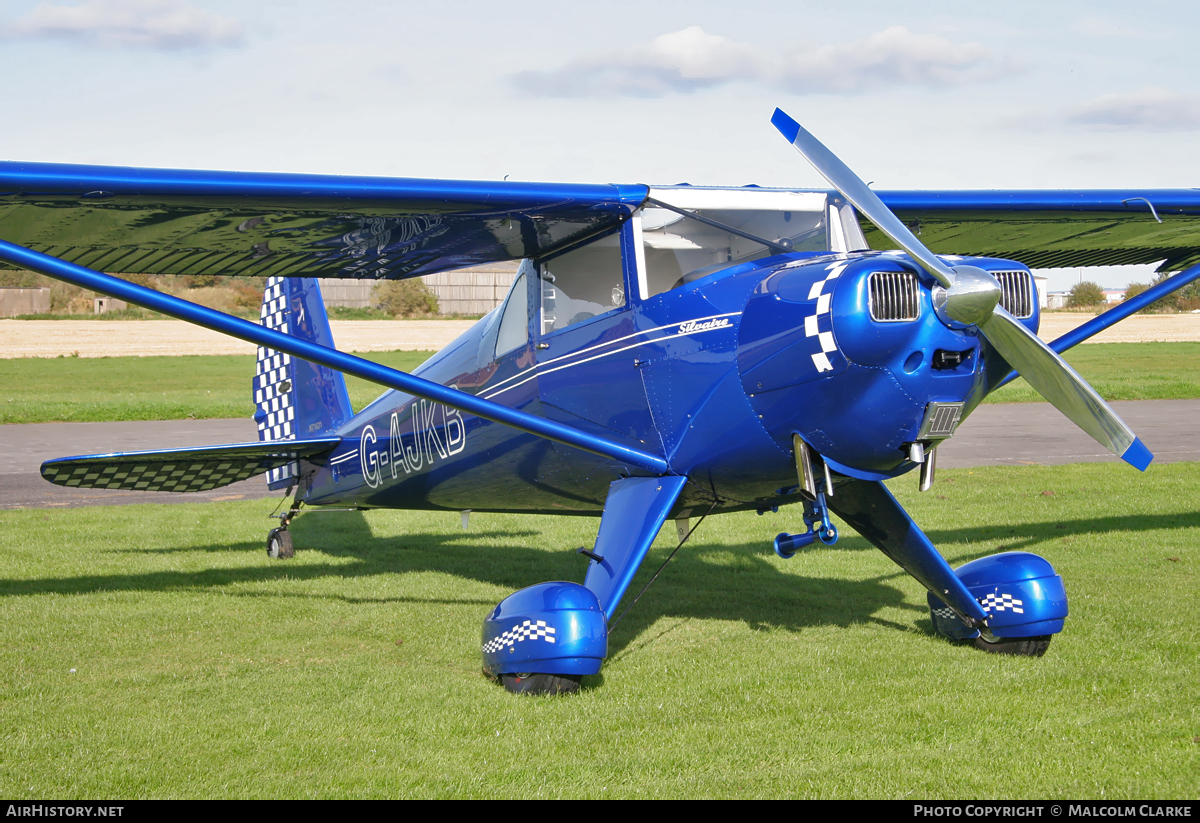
[538,232,625,335]
[639,205,826,298]
[495,271,529,356]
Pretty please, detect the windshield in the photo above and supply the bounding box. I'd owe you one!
[639,203,827,297]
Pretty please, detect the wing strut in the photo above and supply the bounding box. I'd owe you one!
[0,239,669,475]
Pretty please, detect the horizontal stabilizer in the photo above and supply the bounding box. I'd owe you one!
[41,439,341,493]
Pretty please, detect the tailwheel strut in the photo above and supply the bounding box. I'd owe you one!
[266,494,303,560]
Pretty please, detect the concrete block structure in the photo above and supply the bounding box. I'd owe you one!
[317,261,520,317]
[0,287,50,317]
[419,261,519,316]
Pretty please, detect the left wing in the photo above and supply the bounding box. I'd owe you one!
[0,161,647,280]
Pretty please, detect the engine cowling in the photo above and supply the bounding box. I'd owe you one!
[737,253,1036,477]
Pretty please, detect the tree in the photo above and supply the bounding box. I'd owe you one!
[1067,280,1104,308]
[1122,282,1151,312]
[1123,282,1149,302]
[372,278,439,317]
[1148,271,1200,313]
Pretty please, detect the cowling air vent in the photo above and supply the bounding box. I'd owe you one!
[868,270,921,321]
[995,270,1035,319]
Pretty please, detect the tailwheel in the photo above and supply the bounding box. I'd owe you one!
[499,672,582,696]
[266,527,294,560]
[973,632,1051,657]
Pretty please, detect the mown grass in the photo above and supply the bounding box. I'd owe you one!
[0,462,1195,798]
[0,351,433,424]
[984,342,1200,404]
[2,343,1197,424]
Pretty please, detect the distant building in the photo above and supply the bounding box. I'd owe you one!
[1101,289,1126,304]
[0,287,50,317]
[1033,273,1049,308]
[317,261,519,317]
[420,261,519,316]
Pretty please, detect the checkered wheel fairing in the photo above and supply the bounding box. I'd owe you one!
[482,620,557,654]
[979,592,1025,615]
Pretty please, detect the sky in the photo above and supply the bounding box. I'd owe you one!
[2,0,1197,291]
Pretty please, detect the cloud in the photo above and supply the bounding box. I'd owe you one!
[778,26,998,93]
[513,27,761,98]
[512,25,1006,99]
[1066,87,1200,132]
[1071,16,1155,39]
[5,0,243,50]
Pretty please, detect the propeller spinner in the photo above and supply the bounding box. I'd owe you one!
[770,108,1152,471]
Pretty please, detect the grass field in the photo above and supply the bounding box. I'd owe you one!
[0,461,1195,799]
[0,351,433,424]
[2,342,1198,425]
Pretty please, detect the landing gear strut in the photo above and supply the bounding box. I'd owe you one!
[774,435,839,558]
[266,495,302,560]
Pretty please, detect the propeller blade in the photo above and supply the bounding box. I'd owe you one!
[978,306,1153,470]
[769,106,1153,472]
[771,107,955,288]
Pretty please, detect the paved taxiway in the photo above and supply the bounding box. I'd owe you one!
[2,399,1196,509]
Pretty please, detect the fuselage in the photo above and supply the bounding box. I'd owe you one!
[300,236,1039,518]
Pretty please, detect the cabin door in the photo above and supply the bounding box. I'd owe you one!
[532,226,660,458]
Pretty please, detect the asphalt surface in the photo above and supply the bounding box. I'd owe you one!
[936,399,1200,468]
[0,418,274,509]
[2,400,1196,509]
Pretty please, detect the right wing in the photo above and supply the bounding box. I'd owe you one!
[0,161,648,280]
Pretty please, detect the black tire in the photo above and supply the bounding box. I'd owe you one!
[973,633,1051,657]
[499,672,582,696]
[266,528,294,560]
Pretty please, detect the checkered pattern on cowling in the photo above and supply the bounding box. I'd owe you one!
[978,592,1025,614]
[804,261,845,373]
[41,456,291,493]
[931,606,957,620]
[255,277,297,485]
[481,620,557,654]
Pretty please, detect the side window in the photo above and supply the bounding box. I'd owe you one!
[495,272,529,356]
[539,234,625,335]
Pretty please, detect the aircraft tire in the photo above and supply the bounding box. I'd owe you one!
[972,634,1051,657]
[266,528,294,560]
[499,672,582,696]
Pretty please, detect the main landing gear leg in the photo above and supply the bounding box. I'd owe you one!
[266,494,302,560]
[481,476,690,695]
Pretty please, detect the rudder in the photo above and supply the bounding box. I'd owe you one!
[254,276,353,489]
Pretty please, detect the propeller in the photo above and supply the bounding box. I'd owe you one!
[770,108,1152,471]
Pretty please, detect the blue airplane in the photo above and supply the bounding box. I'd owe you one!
[4,109,1200,694]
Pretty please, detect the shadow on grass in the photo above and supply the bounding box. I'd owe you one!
[4,506,1192,654]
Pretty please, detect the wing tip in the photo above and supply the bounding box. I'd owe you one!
[770,108,801,144]
[1121,437,1154,472]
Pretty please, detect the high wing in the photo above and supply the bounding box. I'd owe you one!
[874,189,1200,271]
[0,161,647,280]
[4,161,1200,282]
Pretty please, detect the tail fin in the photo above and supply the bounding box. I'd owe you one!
[254,276,353,488]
